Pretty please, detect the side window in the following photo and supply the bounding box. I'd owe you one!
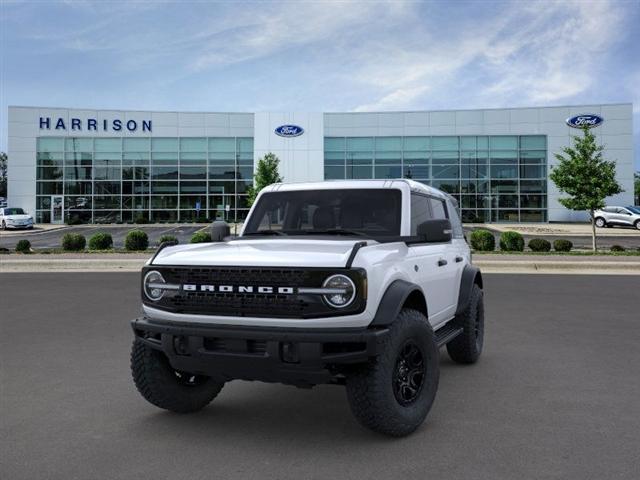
[410,194,432,235]
[447,200,465,238]
[429,198,447,220]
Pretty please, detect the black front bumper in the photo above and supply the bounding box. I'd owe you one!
[131,317,389,387]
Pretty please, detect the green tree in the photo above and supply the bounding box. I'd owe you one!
[0,152,7,198]
[246,152,283,206]
[634,172,640,205]
[549,128,623,251]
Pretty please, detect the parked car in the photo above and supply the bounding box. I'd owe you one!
[0,197,7,208]
[593,206,640,230]
[130,179,484,436]
[0,207,34,230]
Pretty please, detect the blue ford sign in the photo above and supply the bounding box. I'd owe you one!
[275,125,304,137]
[566,114,604,129]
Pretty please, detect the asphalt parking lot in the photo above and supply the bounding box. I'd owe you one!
[1,273,639,479]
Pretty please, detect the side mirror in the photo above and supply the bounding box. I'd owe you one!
[210,220,230,242]
[416,219,452,243]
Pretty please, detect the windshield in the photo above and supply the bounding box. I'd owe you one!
[626,206,640,214]
[244,189,402,238]
[4,208,25,215]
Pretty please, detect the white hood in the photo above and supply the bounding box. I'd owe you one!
[151,238,368,268]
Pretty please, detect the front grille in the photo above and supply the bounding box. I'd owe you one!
[144,266,366,319]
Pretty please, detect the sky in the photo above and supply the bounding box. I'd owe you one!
[1,0,639,168]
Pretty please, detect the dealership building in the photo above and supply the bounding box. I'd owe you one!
[6,103,634,224]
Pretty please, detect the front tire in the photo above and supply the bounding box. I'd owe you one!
[1,221,5,230]
[131,339,224,413]
[594,217,606,228]
[447,283,484,364]
[635,220,640,230]
[345,309,439,437]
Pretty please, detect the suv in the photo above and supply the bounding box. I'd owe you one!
[130,180,484,436]
[0,207,34,230]
[594,206,640,229]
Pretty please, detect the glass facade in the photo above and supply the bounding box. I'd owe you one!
[324,135,547,222]
[35,137,254,223]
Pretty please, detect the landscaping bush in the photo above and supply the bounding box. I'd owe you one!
[62,233,86,251]
[157,234,178,246]
[190,231,212,243]
[469,229,495,251]
[125,230,149,251]
[610,244,625,252]
[88,232,113,250]
[528,238,551,252]
[134,215,149,224]
[553,239,573,252]
[15,239,31,253]
[499,231,525,252]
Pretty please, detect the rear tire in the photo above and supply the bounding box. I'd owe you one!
[594,217,606,228]
[446,283,484,364]
[1,221,5,230]
[635,220,640,230]
[131,339,224,413]
[345,309,439,437]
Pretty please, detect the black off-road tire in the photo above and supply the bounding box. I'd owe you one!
[131,339,224,413]
[345,309,439,437]
[446,283,484,364]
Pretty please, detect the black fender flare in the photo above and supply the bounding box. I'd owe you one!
[370,279,427,327]
[455,264,483,316]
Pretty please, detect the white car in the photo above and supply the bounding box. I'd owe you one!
[130,180,484,436]
[594,206,640,230]
[0,207,34,230]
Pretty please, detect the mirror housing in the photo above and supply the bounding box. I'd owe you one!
[415,219,452,243]
[210,220,231,242]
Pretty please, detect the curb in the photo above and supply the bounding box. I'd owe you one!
[2,258,639,274]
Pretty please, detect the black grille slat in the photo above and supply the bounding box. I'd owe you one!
[148,266,365,319]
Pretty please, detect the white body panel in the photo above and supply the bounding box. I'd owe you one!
[145,180,468,330]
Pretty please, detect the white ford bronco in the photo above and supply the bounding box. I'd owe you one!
[131,179,484,436]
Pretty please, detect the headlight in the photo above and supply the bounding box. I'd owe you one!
[322,274,356,308]
[143,270,167,301]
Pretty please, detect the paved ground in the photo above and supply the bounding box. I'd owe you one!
[1,273,639,479]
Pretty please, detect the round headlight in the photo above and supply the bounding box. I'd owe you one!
[322,274,356,308]
[143,270,166,301]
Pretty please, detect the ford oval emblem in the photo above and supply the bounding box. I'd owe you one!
[566,114,604,129]
[275,125,304,137]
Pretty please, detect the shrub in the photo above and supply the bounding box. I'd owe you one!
[62,233,86,251]
[499,231,524,252]
[157,234,178,246]
[610,244,625,252]
[88,232,113,250]
[528,238,551,252]
[469,229,495,251]
[15,239,31,253]
[190,231,212,243]
[134,215,149,224]
[553,239,573,252]
[125,230,149,251]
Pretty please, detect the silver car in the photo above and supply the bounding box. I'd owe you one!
[594,206,640,229]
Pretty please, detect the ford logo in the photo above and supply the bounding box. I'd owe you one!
[275,125,304,137]
[566,114,604,129]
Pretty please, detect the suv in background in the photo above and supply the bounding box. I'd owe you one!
[130,180,484,436]
[594,206,640,230]
[0,207,34,230]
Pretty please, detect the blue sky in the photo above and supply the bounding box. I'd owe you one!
[1,0,639,168]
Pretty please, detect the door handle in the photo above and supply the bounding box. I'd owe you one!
[437,259,448,267]
[455,256,464,263]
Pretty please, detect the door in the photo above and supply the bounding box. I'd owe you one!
[615,208,633,226]
[51,195,64,224]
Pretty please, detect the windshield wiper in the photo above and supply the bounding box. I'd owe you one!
[243,230,287,236]
[298,229,368,237]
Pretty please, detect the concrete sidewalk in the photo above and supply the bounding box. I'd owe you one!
[1,253,639,274]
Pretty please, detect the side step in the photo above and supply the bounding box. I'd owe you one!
[435,324,464,347]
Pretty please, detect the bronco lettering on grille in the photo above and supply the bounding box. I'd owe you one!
[182,284,295,294]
